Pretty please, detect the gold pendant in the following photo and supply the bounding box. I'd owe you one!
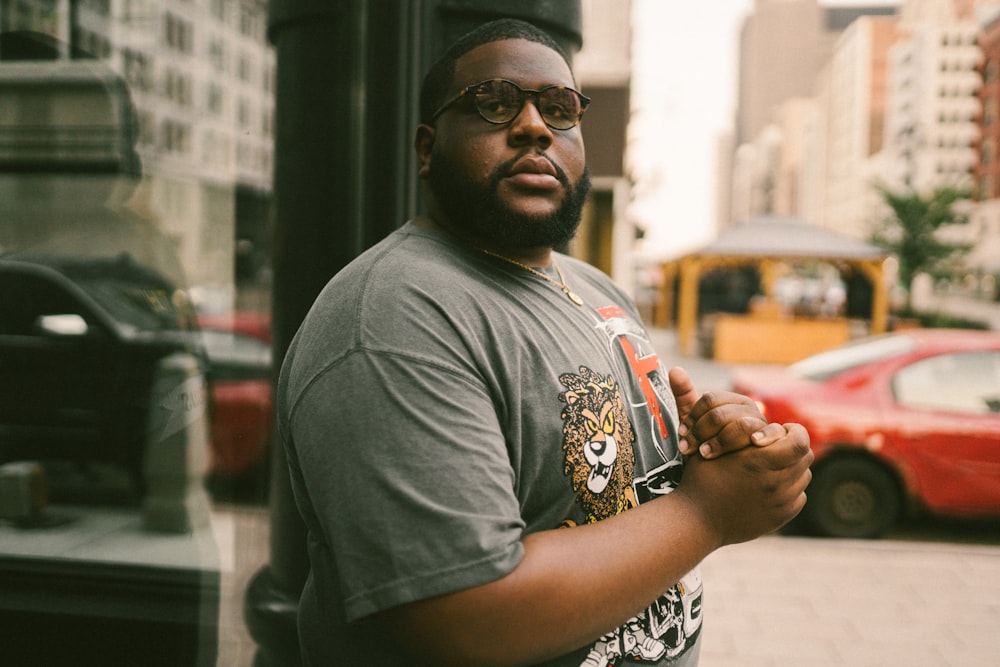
[565,289,584,306]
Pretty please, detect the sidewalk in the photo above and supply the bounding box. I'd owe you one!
[697,530,1000,667]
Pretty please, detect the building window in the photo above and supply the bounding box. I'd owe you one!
[209,38,226,72]
[160,119,191,154]
[237,98,251,130]
[237,54,252,83]
[163,68,192,107]
[986,60,999,83]
[163,12,193,54]
[210,0,229,21]
[206,82,224,116]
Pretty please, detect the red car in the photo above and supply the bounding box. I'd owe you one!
[197,315,273,499]
[730,328,1000,538]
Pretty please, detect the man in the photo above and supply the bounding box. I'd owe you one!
[278,18,813,666]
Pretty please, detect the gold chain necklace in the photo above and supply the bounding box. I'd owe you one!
[480,248,584,306]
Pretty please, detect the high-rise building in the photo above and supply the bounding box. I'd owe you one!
[735,0,896,146]
[726,0,898,227]
[0,0,275,291]
[881,0,982,193]
[963,4,1000,279]
[815,15,903,238]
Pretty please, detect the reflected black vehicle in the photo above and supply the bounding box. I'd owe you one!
[0,253,204,500]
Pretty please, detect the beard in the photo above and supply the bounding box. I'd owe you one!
[426,148,591,251]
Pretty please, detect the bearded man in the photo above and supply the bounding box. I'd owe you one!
[278,18,813,667]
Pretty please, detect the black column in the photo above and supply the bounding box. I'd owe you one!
[247,2,581,664]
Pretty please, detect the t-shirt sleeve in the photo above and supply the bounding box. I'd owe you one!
[288,347,526,622]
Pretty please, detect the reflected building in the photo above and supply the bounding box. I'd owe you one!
[0,4,276,663]
[0,0,275,306]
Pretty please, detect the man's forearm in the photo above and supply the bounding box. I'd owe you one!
[379,430,812,666]
[379,489,719,666]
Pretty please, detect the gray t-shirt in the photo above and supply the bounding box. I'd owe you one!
[279,222,702,666]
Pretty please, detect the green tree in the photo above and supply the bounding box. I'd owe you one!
[870,184,973,307]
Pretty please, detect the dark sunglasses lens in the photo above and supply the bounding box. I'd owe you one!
[538,87,583,130]
[474,80,522,123]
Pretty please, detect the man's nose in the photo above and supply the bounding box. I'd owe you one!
[508,98,553,146]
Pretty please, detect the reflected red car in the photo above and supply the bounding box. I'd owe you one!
[197,316,273,490]
[730,328,1000,538]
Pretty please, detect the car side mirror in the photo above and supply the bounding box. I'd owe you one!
[34,313,89,337]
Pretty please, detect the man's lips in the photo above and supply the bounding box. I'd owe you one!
[505,155,561,190]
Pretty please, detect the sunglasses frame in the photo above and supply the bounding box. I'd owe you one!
[431,78,590,130]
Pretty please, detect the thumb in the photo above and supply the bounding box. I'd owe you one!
[668,366,699,421]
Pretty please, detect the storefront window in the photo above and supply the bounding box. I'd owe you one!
[0,3,273,664]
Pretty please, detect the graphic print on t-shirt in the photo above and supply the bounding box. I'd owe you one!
[553,308,701,665]
[558,366,638,524]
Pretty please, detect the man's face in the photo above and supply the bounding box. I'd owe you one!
[419,39,590,251]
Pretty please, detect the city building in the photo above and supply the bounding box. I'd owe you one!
[1,0,275,298]
[724,0,1000,298]
[814,15,902,239]
[965,3,1000,283]
[880,0,982,194]
[725,0,898,229]
[573,0,634,290]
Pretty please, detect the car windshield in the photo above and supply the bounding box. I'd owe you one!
[788,333,918,380]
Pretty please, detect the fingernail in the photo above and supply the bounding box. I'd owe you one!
[678,423,688,437]
[699,443,712,458]
[751,431,764,443]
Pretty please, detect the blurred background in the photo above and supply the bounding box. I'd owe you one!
[1,1,998,666]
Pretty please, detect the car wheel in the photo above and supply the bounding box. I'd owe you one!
[805,457,901,539]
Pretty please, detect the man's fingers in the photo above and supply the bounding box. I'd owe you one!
[754,424,813,469]
[750,422,788,447]
[687,404,766,458]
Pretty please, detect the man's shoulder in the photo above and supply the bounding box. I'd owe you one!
[329,222,475,290]
[292,224,487,355]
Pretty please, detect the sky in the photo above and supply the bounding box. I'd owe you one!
[629,0,900,260]
[629,0,753,260]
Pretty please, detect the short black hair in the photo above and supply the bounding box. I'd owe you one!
[418,18,572,125]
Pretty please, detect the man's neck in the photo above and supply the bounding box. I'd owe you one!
[413,214,554,268]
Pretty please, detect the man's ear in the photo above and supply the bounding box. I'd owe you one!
[414,124,435,178]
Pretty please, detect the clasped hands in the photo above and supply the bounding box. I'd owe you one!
[668,366,813,543]
[668,366,806,459]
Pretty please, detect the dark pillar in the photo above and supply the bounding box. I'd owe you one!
[247,2,581,665]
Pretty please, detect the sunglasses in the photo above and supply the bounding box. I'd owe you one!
[431,78,590,131]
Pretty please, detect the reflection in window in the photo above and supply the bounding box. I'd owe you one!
[1,2,275,663]
[894,351,1000,414]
